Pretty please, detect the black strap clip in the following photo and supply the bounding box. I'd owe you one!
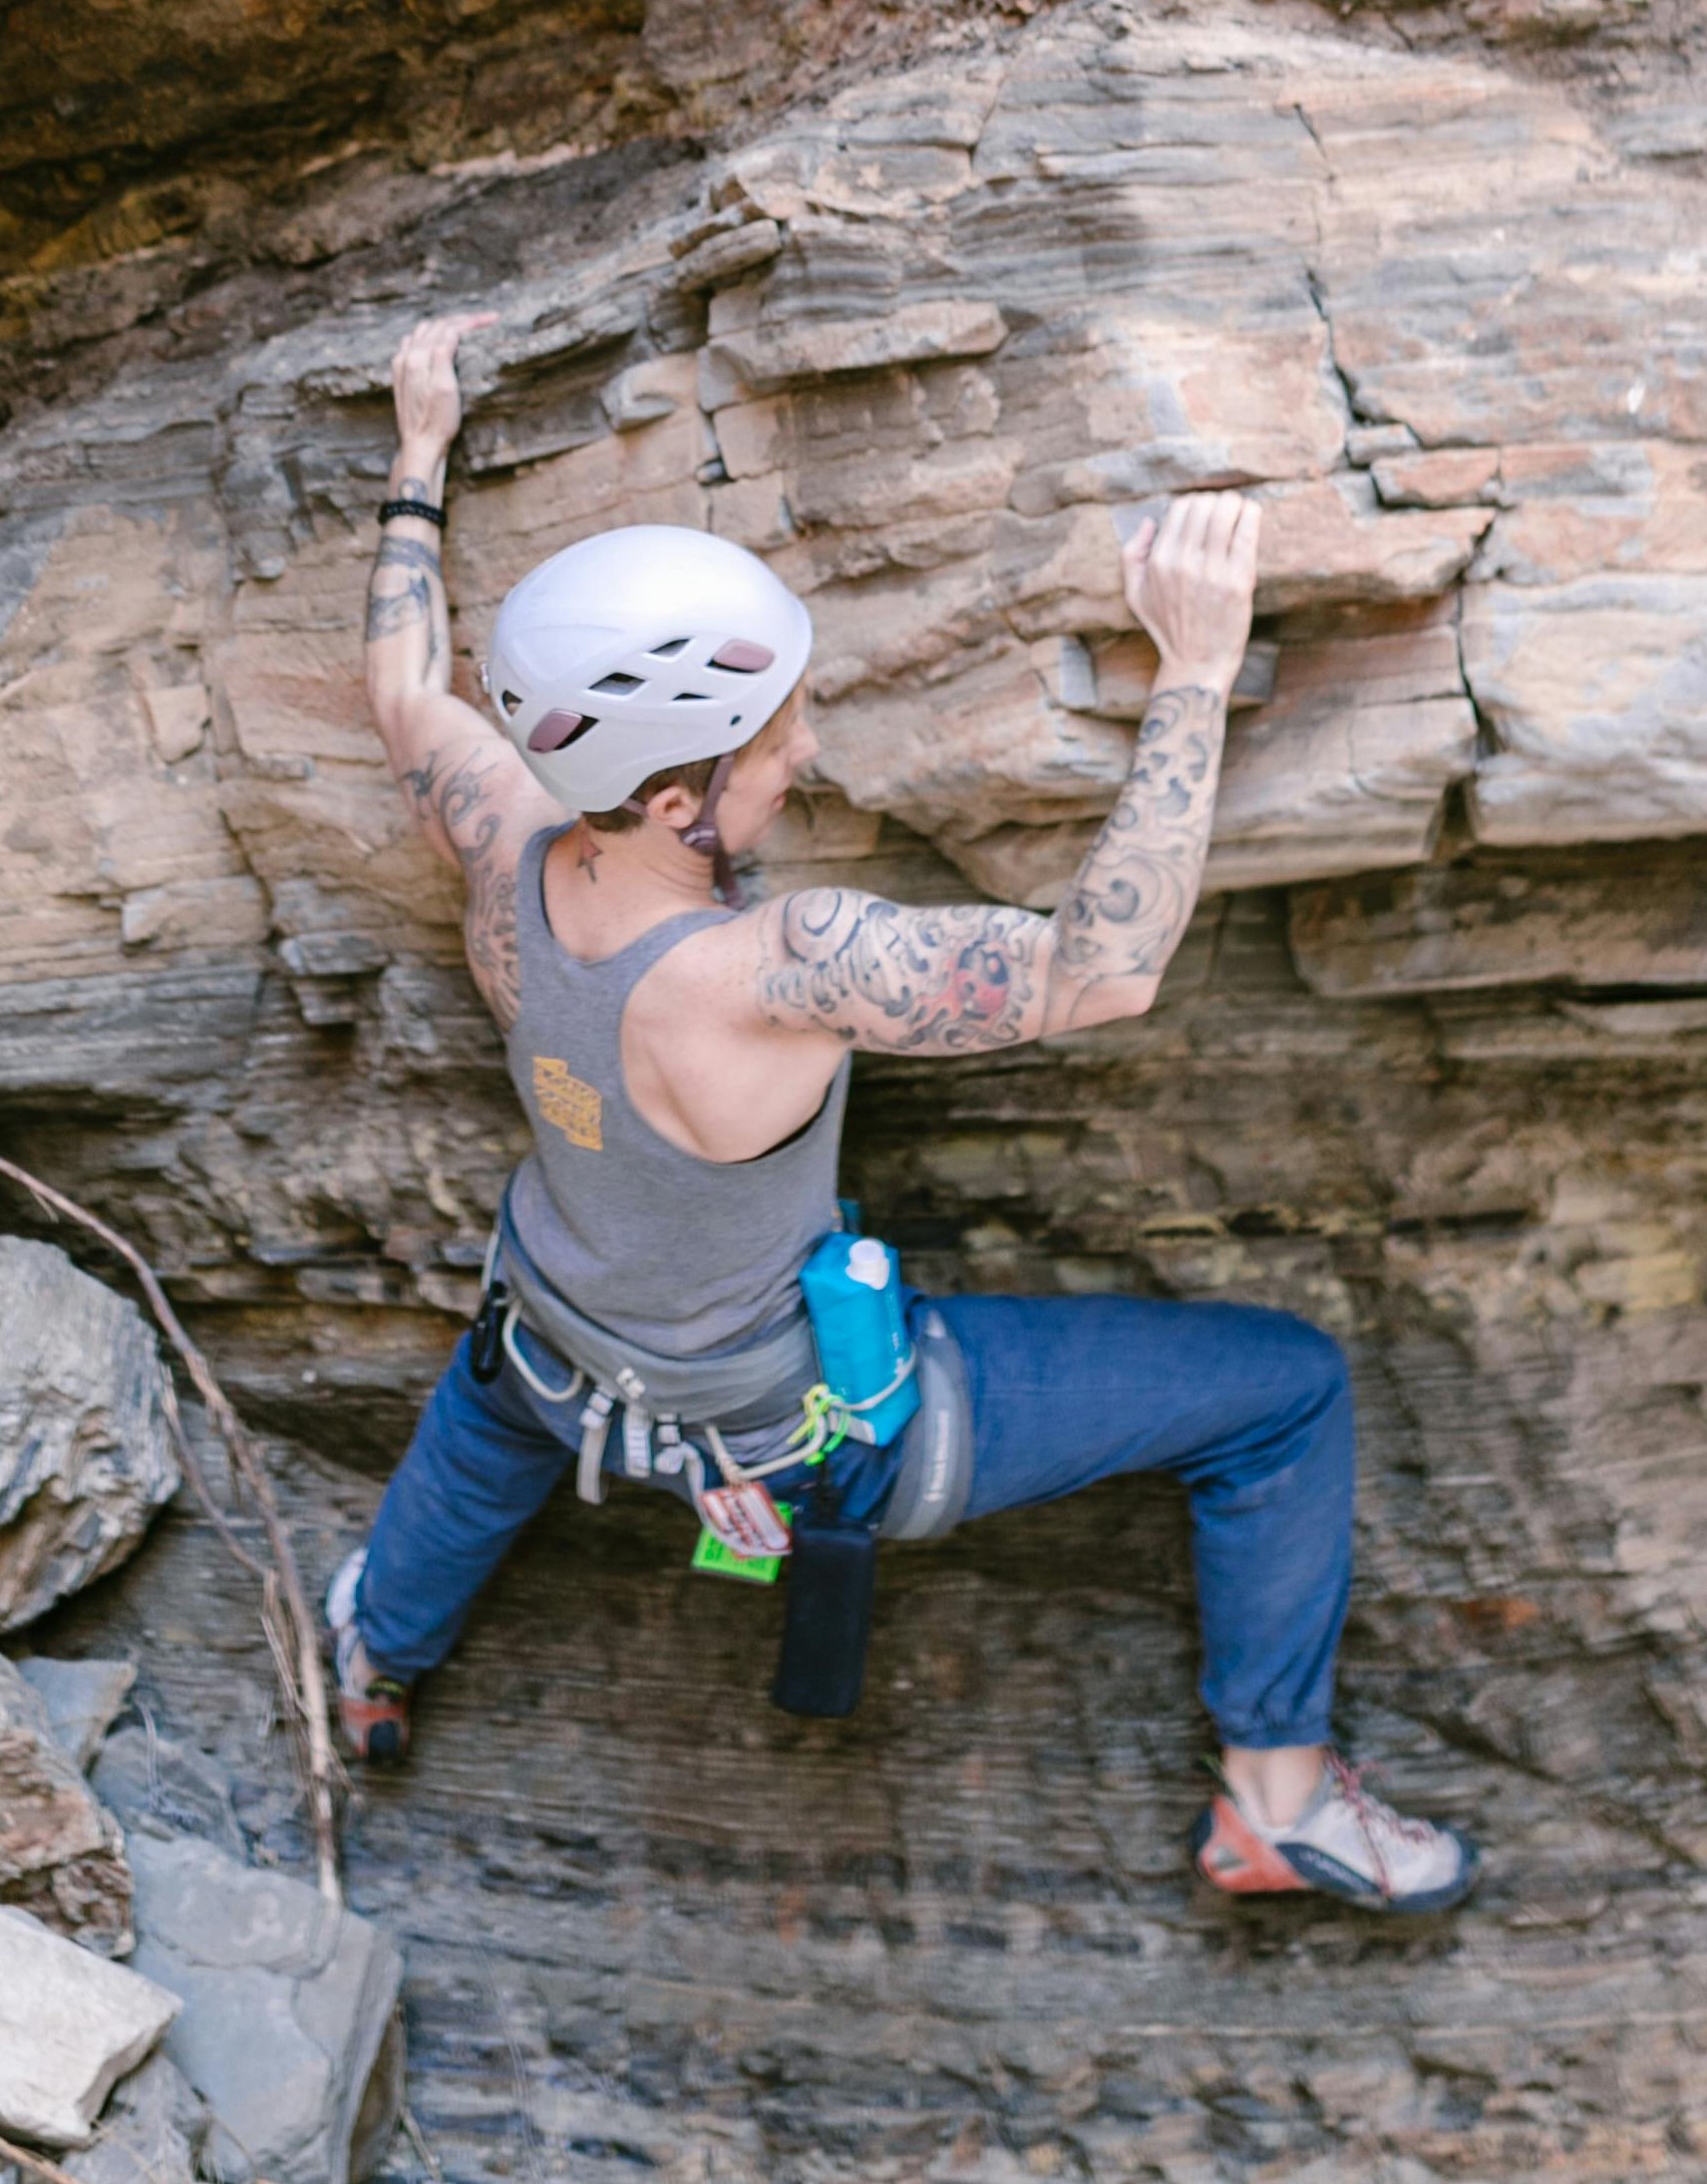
[470,1279,510,1385]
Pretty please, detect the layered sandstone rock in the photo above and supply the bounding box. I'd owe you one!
[3,0,1706,2175]
[1,2,1700,1396]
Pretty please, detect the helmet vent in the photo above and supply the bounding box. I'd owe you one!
[649,638,690,659]
[527,710,597,754]
[672,691,712,704]
[710,639,775,674]
[591,671,644,696]
[500,689,523,716]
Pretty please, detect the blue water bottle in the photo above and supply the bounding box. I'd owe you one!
[799,1233,920,1446]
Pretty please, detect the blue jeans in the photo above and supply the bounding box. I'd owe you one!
[357,1295,1354,1749]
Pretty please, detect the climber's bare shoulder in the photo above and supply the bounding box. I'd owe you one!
[386,689,560,1029]
[621,883,1074,1162]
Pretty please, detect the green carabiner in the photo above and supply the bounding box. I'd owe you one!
[788,1382,848,1461]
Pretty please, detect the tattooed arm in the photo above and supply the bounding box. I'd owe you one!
[752,492,1260,1054]
[364,312,560,1029]
[364,312,492,770]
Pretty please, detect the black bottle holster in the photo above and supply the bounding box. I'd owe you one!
[771,1471,878,1719]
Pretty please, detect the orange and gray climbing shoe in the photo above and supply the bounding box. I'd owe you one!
[1191,1753,1480,1914]
[325,1547,411,1763]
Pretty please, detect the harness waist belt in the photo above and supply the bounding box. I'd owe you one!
[495,1196,819,1435]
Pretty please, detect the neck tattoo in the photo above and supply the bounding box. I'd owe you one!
[575,826,603,885]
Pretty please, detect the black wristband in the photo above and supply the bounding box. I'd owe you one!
[379,497,447,528]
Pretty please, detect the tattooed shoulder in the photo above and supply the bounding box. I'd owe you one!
[756,887,1045,1055]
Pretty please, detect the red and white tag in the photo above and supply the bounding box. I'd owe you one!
[699,1482,792,1559]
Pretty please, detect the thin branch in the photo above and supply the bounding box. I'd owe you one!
[0,1157,343,1905]
[158,1375,267,1584]
[0,2134,84,2184]
[400,2107,445,2184]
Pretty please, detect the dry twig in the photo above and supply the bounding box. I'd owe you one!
[0,2134,84,2184]
[0,1156,343,1903]
[399,2106,445,2184]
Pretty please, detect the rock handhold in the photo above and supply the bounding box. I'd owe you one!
[17,1657,137,1771]
[128,1832,405,2184]
[0,1906,178,2148]
[0,1236,178,1633]
[0,1653,132,1955]
[64,2051,209,2184]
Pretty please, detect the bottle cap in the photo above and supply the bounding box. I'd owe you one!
[847,1238,889,1290]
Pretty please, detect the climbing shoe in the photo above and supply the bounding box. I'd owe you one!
[325,1546,411,1763]
[1191,1752,1480,1914]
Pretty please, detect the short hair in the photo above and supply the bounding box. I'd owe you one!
[581,756,718,835]
[580,682,802,833]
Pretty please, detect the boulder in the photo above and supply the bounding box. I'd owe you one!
[0,1237,178,1633]
[128,1833,405,2184]
[90,1725,247,1861]
[64,2052,209,2184]
[16,1657,137,1771]
[0,1652,132,1954]
[0,1907,177,2148]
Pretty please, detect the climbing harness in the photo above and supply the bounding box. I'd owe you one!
[477,1195,973,1542]
[484,1198,824,1516]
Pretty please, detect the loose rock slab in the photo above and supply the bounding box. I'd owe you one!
[17,1656,137,1771]
[129,1833,405,2184]
[0,1652,132,1953]
[91,1724,248,1860]
[0,1237,178,1633]
[0,1906,178,2148]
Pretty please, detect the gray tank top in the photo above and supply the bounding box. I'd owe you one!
[503,825,851,1358]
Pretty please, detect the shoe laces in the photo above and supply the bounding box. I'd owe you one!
[1325,1753,1437,1896]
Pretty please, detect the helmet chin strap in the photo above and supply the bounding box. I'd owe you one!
[621,750,744,907]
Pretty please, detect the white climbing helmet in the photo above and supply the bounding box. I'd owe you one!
[483,524,813,812]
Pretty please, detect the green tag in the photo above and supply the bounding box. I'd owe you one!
[691,1502,793,1585]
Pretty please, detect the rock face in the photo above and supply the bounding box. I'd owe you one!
[128,1832,405,2184]
[0,1651,132,1953]
[4,0,1707,2176]
[0,0,1701,1437]
[0,1907,177,2148]
[0,1239,179,1632]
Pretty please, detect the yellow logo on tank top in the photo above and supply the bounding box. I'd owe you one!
[532,1058,603,1150]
